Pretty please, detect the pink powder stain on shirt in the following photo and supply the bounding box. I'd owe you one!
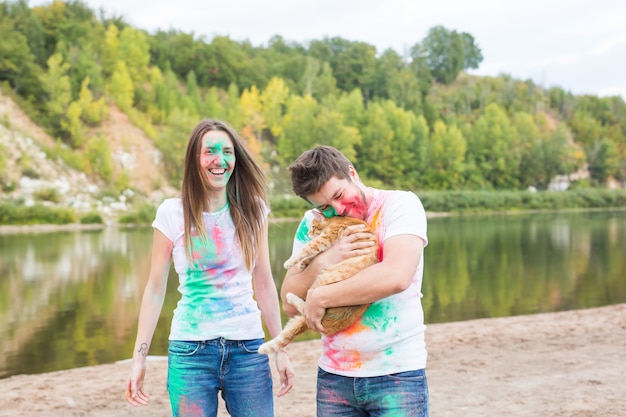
[324,341,363,371]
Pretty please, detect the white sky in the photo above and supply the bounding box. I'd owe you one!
[32,0,626,100]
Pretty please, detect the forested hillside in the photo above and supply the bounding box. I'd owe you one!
[1,0,625,206]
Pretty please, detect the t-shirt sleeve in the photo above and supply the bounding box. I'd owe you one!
[384,191,428,247]
[291,209,320,253]
[151,198,180,242]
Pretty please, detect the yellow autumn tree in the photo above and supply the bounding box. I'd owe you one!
[240,85,264,137]
[107,61,133,112]
[260,77,290,139]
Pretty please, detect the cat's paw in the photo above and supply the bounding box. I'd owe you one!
[258,341,276,355]
[286,292,305,313]
[283,257,297,270]
[284,259,307,271]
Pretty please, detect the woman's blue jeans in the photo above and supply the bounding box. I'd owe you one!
[167,338,273,417]
[317,367,429,417]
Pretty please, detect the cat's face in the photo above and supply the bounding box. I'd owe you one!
[308,218,327,237]
[307,175,369,220]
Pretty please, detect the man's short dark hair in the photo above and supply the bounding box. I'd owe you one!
[288,146,352,198]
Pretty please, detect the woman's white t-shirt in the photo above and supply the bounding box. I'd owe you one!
[152,198,265,341]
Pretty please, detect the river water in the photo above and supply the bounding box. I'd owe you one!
[1,210,624,378]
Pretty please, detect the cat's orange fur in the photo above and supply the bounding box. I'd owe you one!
[258,216,378,354]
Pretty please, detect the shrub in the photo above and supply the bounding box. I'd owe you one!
[21,167,39,179]
[415,189,626,213]
[0,201,76,225]
[80,212,104,224]
[118,202,156,225]
[34,187,60,203]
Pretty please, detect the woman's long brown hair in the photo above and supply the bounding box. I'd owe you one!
[181,119,268,271]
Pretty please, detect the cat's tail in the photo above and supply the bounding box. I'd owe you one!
[258,315,308,354]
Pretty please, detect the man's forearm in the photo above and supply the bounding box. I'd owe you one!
[280,254,329,316]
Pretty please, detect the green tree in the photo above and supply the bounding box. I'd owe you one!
[408,43,433,100]
[224,82,243,129]
[149,29,197,83]
[85,135,114,181]
[261,35,305,89]
[423,120,466,189]
[145,66,166,123]
[31,0,97,60]
[570,110,603,148]
[312,108,361,161]
[3,0,47,66]
[157,107,198,185]
[372,49,423,113]
[358,102,395,183]
[203,86,225,122]
[60,100,84,147]
[389,68,423,113]
[62,41,105,98]
[420,25,483,85]
[298,57,337,100]
[40,52,71,129]
[310,37,377,100]
[588,138,620,184]
[101,24,119,76]
[207,36,257,90]
[333,89,366,129]
[76,76,107,124]
[515,112,542,187]
[277,95,319,165]
[185,70,201,115]
[467,103,520,189]
[117,26,150,87]
[371,49,403,100]
[154,69,182,120]
[380,100,427,188]
[0,16,42,98]
[543,124,583,184]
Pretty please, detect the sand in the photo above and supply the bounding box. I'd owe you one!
[1,304,624,417]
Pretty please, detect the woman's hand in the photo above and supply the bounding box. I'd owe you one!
[275,349,295,397]
[125,359,150,406]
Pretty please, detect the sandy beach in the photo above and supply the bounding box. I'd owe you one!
[1,303,624,417]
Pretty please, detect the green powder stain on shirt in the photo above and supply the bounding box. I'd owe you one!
[361,300,397,333]
[295,218,311,243]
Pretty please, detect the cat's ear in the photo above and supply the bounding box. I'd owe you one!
[311,209,325,222]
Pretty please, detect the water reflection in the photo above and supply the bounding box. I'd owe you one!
[423,211,626,322]
[1,210,625,378]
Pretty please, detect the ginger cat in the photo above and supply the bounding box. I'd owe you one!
[258,216,378,354]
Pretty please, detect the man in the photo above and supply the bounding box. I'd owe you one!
[281,145,429,416]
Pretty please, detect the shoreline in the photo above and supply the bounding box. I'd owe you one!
[1,304,624,417]
[3,206,625,235]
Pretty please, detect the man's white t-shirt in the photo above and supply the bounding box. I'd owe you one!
[292,189,428,377]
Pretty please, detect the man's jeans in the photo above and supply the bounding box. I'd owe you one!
[317,367,429,417]
[167,338,273,417]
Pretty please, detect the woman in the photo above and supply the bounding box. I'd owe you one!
[125,119,294,416]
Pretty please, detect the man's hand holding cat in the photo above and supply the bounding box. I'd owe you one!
[303,286,328,333]
[318,224,375,266]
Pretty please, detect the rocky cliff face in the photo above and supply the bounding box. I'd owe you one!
[0,91,177,221]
